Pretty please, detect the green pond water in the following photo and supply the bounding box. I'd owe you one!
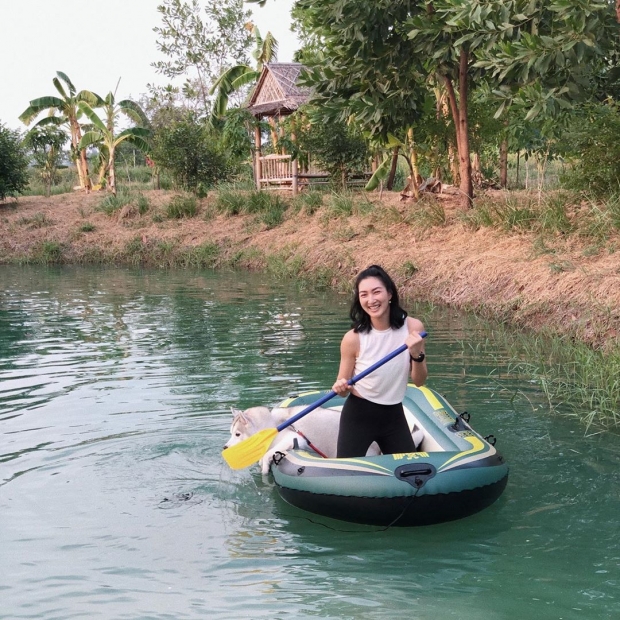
[1,265,619,620]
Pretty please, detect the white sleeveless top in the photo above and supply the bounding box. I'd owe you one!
[353,322,410,405]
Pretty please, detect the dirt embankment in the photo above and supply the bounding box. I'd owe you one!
[1,189,619,351]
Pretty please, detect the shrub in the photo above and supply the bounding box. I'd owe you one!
[561,102,620,197]
[151,116,235,192]
[0,123,29,200]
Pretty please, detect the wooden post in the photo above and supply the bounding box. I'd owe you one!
[292,158,298,195]
[254,124,262,190]
[291,130,298,195]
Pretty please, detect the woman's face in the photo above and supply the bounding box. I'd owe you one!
[357,276,392,320]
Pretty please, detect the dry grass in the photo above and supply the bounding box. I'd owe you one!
[1,187,619,350]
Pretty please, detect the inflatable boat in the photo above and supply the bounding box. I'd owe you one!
[271,385,508,527]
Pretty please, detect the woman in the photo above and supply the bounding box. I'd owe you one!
[332,265,427,457]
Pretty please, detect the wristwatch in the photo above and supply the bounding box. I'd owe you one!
[410,352,425,363]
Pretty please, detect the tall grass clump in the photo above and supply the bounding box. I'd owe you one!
[512,338,620,432]
[214,189,247,215]
[31,240,64,264]
[326,191,355,218]
[292,190,324,215]
[96,189,133,215]
[405,197,446,228]
[181,242,220,268]
[166,194,198,219]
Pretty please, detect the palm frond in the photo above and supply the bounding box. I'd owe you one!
[56,71,76,96]
[79,130,104,149]
[116,100,150,127]
[78,102,106,132]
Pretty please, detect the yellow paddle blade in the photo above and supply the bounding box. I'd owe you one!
[222,427,278,469]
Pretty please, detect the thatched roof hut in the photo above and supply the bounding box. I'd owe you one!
[246,62,311,119]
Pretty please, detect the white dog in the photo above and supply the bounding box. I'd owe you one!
[224,405,423,474]
[224,405,346,474]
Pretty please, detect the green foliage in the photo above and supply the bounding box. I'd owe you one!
[136,194,150,214]
[0,124,29,200]
[513,336,620,432]
[96,189,132,215]
[560,102,620,197]
[293,190,323,215]
[23,125,67,197]
[151,116,235,192]
[19,71,99,191]
[21,166,75,197]
[296,115,370,185]
[152,0,253,114]
[214,188,247,215]
[209,25,277,123]
[326,192,354,218]
[33,241,64,264]
[79,222,95,232]
[166,194,198,218]
[181,242,220,268]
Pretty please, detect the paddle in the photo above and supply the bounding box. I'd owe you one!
[222,331,427,469]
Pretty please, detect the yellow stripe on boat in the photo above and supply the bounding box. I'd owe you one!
[438,434,486,472]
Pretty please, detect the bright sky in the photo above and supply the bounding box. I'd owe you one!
[0,0,298,131]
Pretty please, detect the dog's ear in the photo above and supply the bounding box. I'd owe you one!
[231,407,249,424]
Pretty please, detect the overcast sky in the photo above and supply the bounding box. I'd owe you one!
[0,0,298,130]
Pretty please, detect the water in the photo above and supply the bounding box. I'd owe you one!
[1,266,619,620]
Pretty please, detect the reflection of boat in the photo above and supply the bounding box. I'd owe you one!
[271,385,509,527]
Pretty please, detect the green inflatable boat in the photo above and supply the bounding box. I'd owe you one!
[272,385,509,527]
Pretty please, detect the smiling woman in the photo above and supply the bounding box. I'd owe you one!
[332,264,428,458]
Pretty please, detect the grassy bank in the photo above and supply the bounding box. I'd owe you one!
[1,185,619,431]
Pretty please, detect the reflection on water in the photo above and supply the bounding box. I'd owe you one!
[1,265,619,620]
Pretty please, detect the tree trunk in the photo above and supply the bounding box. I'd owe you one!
[499,139,508,188]
[616,0,620,23]
[79,148,91,191]
[386,146,399,191]
[109,146,116,196]
[457,48,473,207]
[407,128,420,199]
[69,119,85,189]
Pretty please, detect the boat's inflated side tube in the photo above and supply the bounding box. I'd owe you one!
[271,385,509,526]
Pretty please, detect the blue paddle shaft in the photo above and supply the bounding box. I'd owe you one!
[276,331,427,432]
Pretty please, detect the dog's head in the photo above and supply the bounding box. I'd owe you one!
[223,406,273,449]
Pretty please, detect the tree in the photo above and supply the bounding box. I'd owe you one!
[209,24,278,124]
[78,92,151,195]
[0,124,29,201]
[150,115,234,191]
[289,0,619,208]
[23,125,67,197]
[19,71,98,190]
[293,111,370,188]
[152,0,253,114]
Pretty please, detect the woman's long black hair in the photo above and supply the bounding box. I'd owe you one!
[349,265,407,333]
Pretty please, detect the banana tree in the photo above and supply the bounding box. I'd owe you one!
[78,93,151,195]
[209,24,278,125]
[19,71,99,190]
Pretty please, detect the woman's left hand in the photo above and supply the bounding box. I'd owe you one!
[406,331,425,359]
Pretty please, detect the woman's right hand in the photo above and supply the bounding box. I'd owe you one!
[332,377,351,396]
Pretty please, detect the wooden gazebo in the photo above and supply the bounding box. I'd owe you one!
[246,63,314,194]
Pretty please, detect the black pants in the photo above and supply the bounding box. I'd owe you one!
[337,393,416,458]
